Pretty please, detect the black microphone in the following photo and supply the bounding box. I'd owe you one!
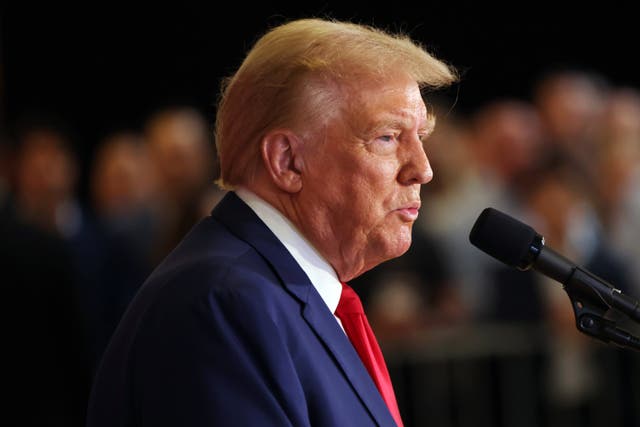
[469,207,640,324]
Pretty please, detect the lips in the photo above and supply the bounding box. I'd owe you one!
[395,201,421,221]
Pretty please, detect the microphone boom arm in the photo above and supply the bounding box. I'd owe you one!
[524,240,640,351]
[561,264,640,351]
[568,289,640,351]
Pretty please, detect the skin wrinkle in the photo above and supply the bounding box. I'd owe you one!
[254,74,433,282]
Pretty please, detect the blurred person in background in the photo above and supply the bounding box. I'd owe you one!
[2,119,91,426]
[532,68,610,200]
[91,131,155,234]
[143,106,225,264]
[429,98,548,321]
[13,121,81,236]
[590,87,640,426]
[2,197,91,427]
[592,87,640,294]
[11,118,112,373]
[89,130,158,363]
[467,98,548,213]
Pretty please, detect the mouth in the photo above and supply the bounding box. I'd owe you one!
[395,201,421,221]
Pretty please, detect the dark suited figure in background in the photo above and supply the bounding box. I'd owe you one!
[10,120,117,374]
[88,131,158,366]
[87,17,456,427]
[1,134,90,426]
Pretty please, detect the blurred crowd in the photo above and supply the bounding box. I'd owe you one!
[1,105,226,425]
[2,68,640,426]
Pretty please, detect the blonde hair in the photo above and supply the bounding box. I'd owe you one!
[214,18,458,189]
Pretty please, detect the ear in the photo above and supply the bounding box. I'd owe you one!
[260,130,303,193]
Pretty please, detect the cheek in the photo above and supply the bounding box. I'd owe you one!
[307,145,401,224]
[351,162,399,203]
[346,176,399,231]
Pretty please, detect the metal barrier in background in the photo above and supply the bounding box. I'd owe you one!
[385,323,640,427]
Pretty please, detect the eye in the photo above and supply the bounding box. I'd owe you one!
[367,133,398,155]
[377,134,398,143]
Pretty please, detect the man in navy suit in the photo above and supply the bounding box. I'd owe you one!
[87,17,457,427]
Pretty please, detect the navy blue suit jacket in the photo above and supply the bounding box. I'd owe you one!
[86,192,399,426]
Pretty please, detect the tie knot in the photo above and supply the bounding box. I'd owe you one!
[335,282,365,317]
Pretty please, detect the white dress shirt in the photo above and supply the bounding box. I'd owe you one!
[235,188,344,327]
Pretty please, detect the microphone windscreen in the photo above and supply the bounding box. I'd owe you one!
[469,207,537,267]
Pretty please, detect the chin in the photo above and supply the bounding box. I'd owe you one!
[394,239,413,258]
[381,230,413,261]
[357,225,413,275]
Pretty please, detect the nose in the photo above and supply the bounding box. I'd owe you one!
[397,135,433,185]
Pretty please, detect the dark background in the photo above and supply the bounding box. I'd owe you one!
[1,2,639,188]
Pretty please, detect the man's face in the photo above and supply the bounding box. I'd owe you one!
[296,76,434,281]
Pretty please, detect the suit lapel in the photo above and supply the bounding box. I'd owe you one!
[211,192,396,426]
[301,292,397,427]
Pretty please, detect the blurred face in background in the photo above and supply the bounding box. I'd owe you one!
[145,109,213,206]
[294,75,433,281]
[471,100,546,182]
[91,132,153,219]
[534,72,607,145]
[15,129,77,231]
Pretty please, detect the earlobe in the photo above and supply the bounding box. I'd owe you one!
[261,130,303,193]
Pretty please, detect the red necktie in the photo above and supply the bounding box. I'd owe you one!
[335,282,404,427]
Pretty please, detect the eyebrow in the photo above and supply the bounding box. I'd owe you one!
[364,112,435,137]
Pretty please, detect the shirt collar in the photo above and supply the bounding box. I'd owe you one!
[235,188,342,314]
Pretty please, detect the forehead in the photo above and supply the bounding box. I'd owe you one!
[341,77,431,129]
